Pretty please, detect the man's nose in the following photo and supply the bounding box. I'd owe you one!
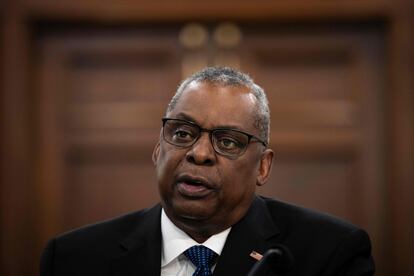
[185,132,216,165]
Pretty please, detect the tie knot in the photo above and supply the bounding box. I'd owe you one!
[184,245,218,275]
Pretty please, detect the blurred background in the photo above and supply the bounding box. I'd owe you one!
[1,0,413,275]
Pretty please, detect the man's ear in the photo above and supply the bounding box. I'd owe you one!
[152,142,160,165]
[256,149,274,186]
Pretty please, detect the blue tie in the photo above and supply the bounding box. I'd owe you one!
[184,245,218,276]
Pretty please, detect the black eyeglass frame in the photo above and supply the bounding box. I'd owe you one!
[161,118,268,157]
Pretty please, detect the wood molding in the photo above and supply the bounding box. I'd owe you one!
[20,0,392,22]
[1,4,34,275]
[387,9,414,276]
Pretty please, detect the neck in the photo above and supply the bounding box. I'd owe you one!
[175,217,231,243]
[164,211,232,243]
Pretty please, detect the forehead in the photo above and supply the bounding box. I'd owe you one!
[167,82,258,131]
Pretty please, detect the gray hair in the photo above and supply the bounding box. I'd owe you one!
[166,67,270,144]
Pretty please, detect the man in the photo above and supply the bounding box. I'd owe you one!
[40,67,375,275]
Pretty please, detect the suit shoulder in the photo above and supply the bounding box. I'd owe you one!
[255,197,374,275]
[259,196,361,235]
[40,204,161,275]
[53,204,161,251]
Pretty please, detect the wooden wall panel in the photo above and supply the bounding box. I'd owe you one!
[33,28,182,262]
[1,6,35,276]
[240,26,386,274]
[31,23,387,276]
[2,2,412,274]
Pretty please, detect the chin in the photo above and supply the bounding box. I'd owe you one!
[171,201,215,221]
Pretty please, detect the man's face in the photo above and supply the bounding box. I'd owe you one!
[153,81,273,236]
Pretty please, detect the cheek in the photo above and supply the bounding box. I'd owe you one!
[234,154,261,180]
[155,147,177,203]
[155,145,184,183]
[219,158,260,196]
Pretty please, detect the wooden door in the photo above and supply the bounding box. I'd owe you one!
[33,22,386,275]
[239,24,385,274]
[34,25,183,253]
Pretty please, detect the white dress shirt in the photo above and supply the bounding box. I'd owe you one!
[161,209,231,276]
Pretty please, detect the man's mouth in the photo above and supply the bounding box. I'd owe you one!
[176,175,215,198]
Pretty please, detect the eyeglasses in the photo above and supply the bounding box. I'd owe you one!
[161,118,267,158]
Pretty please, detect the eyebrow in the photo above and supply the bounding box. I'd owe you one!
[173,112,248,132]
[174,112,197,123]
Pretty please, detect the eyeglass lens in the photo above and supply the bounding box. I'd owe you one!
[163,119,249,156]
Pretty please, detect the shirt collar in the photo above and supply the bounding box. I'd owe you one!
[161,208,231,267]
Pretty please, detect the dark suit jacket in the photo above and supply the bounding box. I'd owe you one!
[40,196,375,276]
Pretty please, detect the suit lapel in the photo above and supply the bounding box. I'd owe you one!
[109,197,281,276]
[111,204,162,276]
[213,197,281,276]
